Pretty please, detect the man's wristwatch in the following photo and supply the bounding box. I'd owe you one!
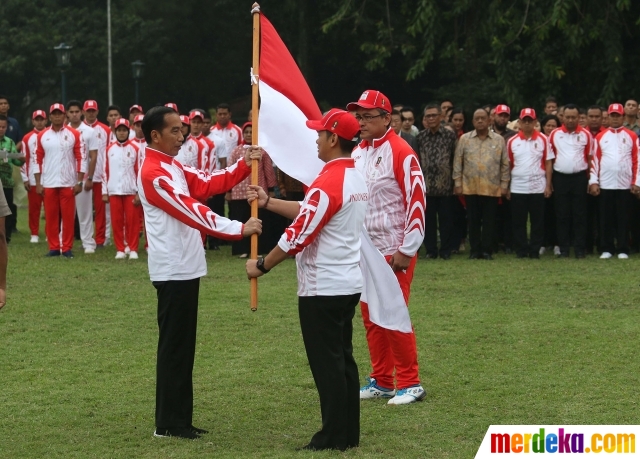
[256,256,270,274]
[86,176,93,181]
[76,181,83,187]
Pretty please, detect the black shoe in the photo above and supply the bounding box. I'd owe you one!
[575,251,586,259]
[482,252,493,260]
[61,250,74,258]
[208,245,220,251]
[516,253,527,259]
[189,425,209,435]
[424,253,437,259]
[504,247,513,254]
[95,244,105,249]
[559,252,569,258]
[529,253,540,259]
[296,443,346,452]
[45,250,61,257]
[440,253,451,260]
[469,253,479,260]
[154,427,201,440]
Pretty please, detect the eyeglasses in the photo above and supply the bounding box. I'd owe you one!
[355,113,384,123]
[423,114,439,119]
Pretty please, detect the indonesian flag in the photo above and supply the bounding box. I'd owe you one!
[257,14,412,333]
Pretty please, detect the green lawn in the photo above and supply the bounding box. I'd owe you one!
[1,211,639,458]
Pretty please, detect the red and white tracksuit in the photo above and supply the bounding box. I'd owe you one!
[20,128,44,237]
[74,123,98,251]
[138,147,251,281]
[35,125,85,252]
[175,136,208,171]
[352,128,426,389]
[278,158,368,296]
[590,127,640,189]
[132,137,148,247]
[507,131,554,194]
[103,140,141,253]
[208,122,242,169]
[85,120,112,245]
[193,133,216,173]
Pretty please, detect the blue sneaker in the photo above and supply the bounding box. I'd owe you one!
[387,384,426,405]
[360,377,396,400]
[45,250,61,257]
[61,250,74,259]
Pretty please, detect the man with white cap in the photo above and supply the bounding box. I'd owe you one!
[246,108,367,451]
[21,110,48,243]
[506,108,554,258]
[347,89,427,405]
[589,103,640,259]
[34,103,85,258]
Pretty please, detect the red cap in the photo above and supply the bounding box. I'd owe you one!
[608,103,624,115]
[83,100,98,111]
[165,103,179,112]
[189,110,204,121]
[133,114,144,124]
[346,90,391,112]
[306,109,361,141]
[180,115,190,125]
[49,103,65,114]
[495,104,510,115]
[32,110,46,119]
[129,104,143,114]
[114,118,130,130]
[519,108,537,120]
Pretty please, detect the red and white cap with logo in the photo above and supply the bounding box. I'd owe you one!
[32,110,47,119]
[306,108,361,141]
[495,104,510,115]
[83,100,98,111]
[133,114,144,124]
[165,103,179,112]
[179,115,190,125]
[189,110,204,121]
[50,103,65,114]
[129,104,143,114]
[608,103,624,115]
[115,118,130,130]
[346,90,391,112]
[519,108,537,120]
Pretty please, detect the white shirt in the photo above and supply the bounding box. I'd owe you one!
[507,131,554,194]
[35,126,86,188]
[209,122,242,166]
[21,129,41,186]
[590,127,640,189]
[73,123,98,178]
[549,125,593,174]
[84,120,110,183]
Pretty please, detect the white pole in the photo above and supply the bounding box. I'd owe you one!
[107,0,113,105]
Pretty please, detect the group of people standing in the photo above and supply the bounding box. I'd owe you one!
[406,98,640,260]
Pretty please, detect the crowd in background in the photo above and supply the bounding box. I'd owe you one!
[1,93,640,261]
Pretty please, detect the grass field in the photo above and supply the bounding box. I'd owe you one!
[1,211,639,458]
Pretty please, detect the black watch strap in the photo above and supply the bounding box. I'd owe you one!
[256,256,270,274]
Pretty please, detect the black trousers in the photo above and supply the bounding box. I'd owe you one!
[494,198,513,251]
[543,196,557,247]
[628,196,640,251]
[599,189,630,254]
[298,293,360,451]
[153,278,200,429]
[511,193,545,257]
[207,194,227,248]
[424,195,454,257]
[553,171,588,254]
[465,195,498,255]
[451,196,468,250]
[585,194,599,253]
[3,188,13,242]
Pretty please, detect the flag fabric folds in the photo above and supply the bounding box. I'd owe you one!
[257,14,413,333]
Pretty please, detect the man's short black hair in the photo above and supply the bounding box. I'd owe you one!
[107,104,121,115]
[66,99,82,111]
[564,103,579,112]
[216,103,230,111]
[325,131,357,154]
[391,109,401,116]
[142,106,175,144]
[0,114,7,123]
[587,105,602,113]
[579,108,587,115]
[400,106,414,114]
[545,96,557,105]
[0,95,8,103]
[423,103,441,115]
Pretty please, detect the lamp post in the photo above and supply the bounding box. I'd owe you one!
[131,60,145,105]
[53,43,72,104]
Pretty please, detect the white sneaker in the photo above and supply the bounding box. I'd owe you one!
[387,385,427,405]
[600,252,613,259]
[84,248,95,254]
[115,251,126,259]
[553,246,561,256]
[539,246,546,255]
[360,377,396,400]
[124,246,131,254]
[30,235,39,243]
[618,253,629,259]
[128,251,138,259]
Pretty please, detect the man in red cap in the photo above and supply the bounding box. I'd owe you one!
[129,105,143,139]
[83,100,111,248]
[492,104,517,254]
[246,109,366,451]
[507,108,554,258]
[175,116,206,170]
[34,103,85,257]
[589,103,640,259]
[21,110,48,243]
[347,90,427,405]
[188,110,216,173]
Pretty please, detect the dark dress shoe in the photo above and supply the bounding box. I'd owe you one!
[482,252,493,260]
[575,251,586,259]
[529,253,540,259]
[45,250,61,257]
[190,425,209,434]
[154,427,201,439]
[516,253,527,259]
[469,253,479,260]
[424,253,437,259]
[440,253,451,260]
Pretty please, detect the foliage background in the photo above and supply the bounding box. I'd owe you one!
[2,0,640,123]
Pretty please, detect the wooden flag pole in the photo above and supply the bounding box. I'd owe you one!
[250,2,261,311]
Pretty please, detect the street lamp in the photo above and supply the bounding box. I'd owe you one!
[131,60,145,104]
[53,43,72,104]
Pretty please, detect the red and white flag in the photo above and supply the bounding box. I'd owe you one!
[257,14,412,333]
